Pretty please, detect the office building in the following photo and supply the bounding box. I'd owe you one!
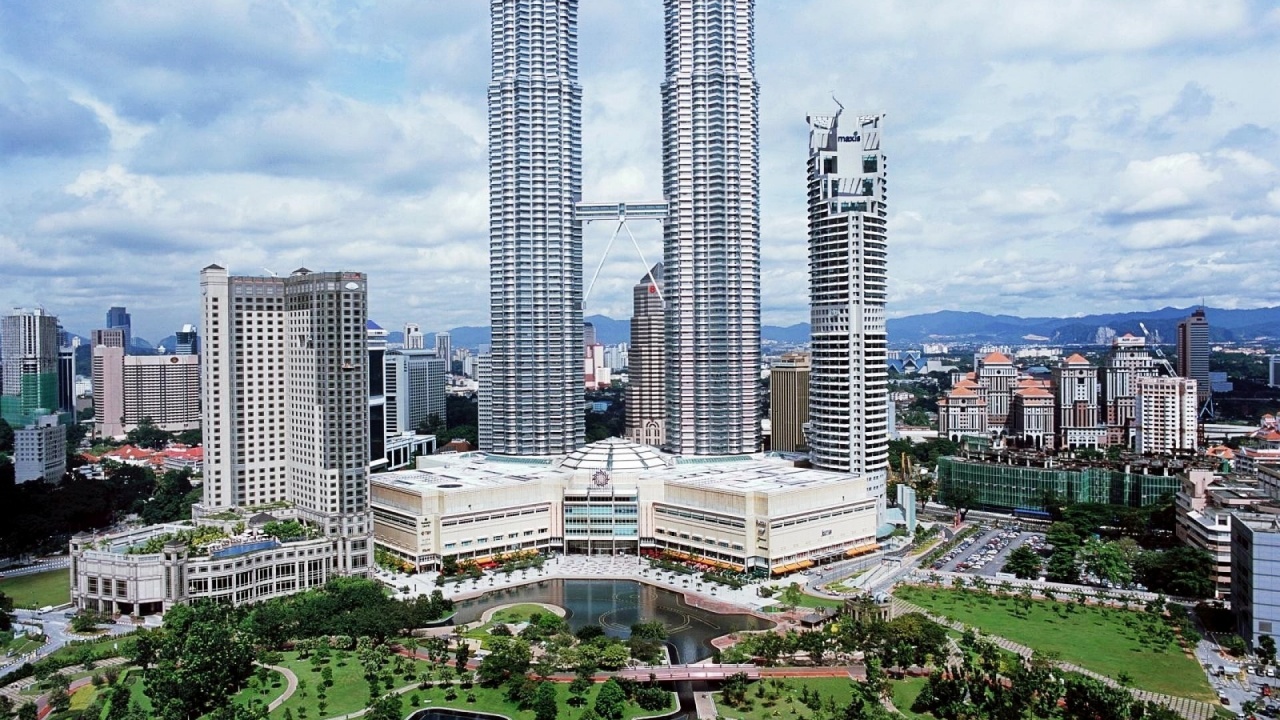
[174,324,198,355]
[434,331,450,365]
[1,308,60,426]
[1175,470,1273,596]
[483,0,584,456]
[769,353,809,452]
[1101,333,1158,442]
[92,344,200,438]
[199,265,372,574]
[370,438,878,574]
[1232,514,1280,645]
[938,378,988,442]
[1054,353,1104,449]
[106,306,132,352]
[14,414,65,483]
[91,328,126,348]
[976,352,1016,429]
[403,323,425,350]
[626,263,665,448]
[58,343,77,414]
[1134,376,1198,454]
[384,349,447,437]
[368,320,389,465]
[804,107,887,510]
[1177,308,1210,408]
[662,0,760,456]
[1270,355,1280,388]
[1009,380,1055,449]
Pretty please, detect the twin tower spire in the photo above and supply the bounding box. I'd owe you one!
[483,0,760,457]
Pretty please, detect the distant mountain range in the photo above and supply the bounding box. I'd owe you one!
[387,307,1280,349]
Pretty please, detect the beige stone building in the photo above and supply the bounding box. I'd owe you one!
[371,438,879,576]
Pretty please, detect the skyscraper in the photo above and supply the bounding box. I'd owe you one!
[661,0,760,455]
[484,0,584,455]
[1177,308,1210,409]
[174,324,199,355]
[200,265,372,573]
[769,353,810,453]
[434,331,451,366]
[1,308,60,426]
[626,264,665,448]
[106,306,131,352]
[403,323,425,350]
[805,109,888,506]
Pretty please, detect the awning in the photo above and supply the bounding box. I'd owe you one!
[698,558,744,572]
[771,561,809,574]
[794,559,814,569]
[664,550,693,561]
[844,543,879,558]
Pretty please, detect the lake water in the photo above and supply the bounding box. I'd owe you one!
[451,578,772,664]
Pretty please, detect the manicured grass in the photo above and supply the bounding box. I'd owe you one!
[895,585,1216,703]
[69,683,98,711]
[269,649,381,719]
[229,668,286,715]
[1,632,44,656]
[405,679,672,720]
[714,677,857,720]
[763,592,844,612]
[123,671,154,714]
[0,569,71,609]
[487,603,557,624]
[891,677,931,719]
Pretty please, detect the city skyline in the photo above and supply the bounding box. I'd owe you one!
[1,2,1278,341]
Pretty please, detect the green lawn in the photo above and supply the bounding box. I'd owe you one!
[403,680,672,720]
[107,667,284,718]
[486,603,558,624]
[0,569,71,609]
[891,677,931,719]
[714,677,857,720]
[1,632,44,656]
[895,585,1216,703]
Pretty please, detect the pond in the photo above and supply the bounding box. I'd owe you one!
[451,578,773,663]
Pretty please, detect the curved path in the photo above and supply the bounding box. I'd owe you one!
[264,663,299,712]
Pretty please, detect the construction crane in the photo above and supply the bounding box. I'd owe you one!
[1138,322,1177,376]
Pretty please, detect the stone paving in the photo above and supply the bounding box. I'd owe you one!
[889,597,1218,720]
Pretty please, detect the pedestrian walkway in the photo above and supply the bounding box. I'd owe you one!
[890,597,1217,720]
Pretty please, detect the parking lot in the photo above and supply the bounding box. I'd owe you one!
[933,528,1046,577]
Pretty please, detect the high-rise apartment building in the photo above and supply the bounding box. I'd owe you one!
[403,323,425,350]
[483,0,584,456]
[626,264,665,448]
[661,0,760,455]
[804,108,888,507]
[1134,376,1198,454]
[1177,308,1210,408]
[769,353,810,452]
[200,265,372,573]
[1,308,60,426]
[1101,334,1158,437]
[93,343,200,438]
[105,306,132,352]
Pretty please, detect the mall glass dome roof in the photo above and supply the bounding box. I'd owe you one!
[560,438,668,472]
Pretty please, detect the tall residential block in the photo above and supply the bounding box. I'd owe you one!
[769,353,810,453]
[403,323,425,350]
[385,349,447,436]
[1,308,60,426]
[661,0,760,455]
[434,331,451,367]
[805,108,888,506]
[200,265,372,574]
[626,263,665,448]
[1134,376,1198,454]
[92,343,200,438]
[1102,333,1158,438]
[483,0,584,455]
[1177,308,1210,408]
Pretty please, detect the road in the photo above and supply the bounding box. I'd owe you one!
[1,608,143,681]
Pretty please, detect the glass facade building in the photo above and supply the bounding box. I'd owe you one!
[937,456,1182,513]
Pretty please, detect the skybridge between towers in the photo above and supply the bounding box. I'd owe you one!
[575,201,669,305]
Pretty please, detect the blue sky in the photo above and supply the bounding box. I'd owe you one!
[1,1,1278,342]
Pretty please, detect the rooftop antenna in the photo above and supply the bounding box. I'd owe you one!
[831,93,844,113]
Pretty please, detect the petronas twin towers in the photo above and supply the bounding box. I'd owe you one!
[483,0,759,457]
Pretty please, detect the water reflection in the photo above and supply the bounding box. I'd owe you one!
[451,578,772,663]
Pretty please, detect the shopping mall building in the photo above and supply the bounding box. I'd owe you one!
[370,438,881,576]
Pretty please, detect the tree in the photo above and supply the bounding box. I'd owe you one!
[533,680,559,720]
[0,418,14,453]
[17,702,37,720]
[940,484,978,521]
[1080,538,1133,586]
[779,583,804,611]
[0,589,13,632]
[366,692,402,720]
[125,418,172,450]
[144,601,257,720]
[1046,547,1079,584]
[1061,675,1132,720]
[1002,545,1042,580]
[477,637,531,687]
[593,678,626,720]
[1259,634,1277,667]
[1046,521,1082,550]
[455,639,472,670]
[1135,547,1214,598]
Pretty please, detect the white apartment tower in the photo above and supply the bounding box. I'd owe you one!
[483,0,584,455]
[403,323,425,350]
[661,0,761,455]
[805,108,888,509]
[200,265,372,574]
[1135,376,1198,454]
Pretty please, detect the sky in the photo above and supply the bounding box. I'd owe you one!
[1,1,1278,343]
